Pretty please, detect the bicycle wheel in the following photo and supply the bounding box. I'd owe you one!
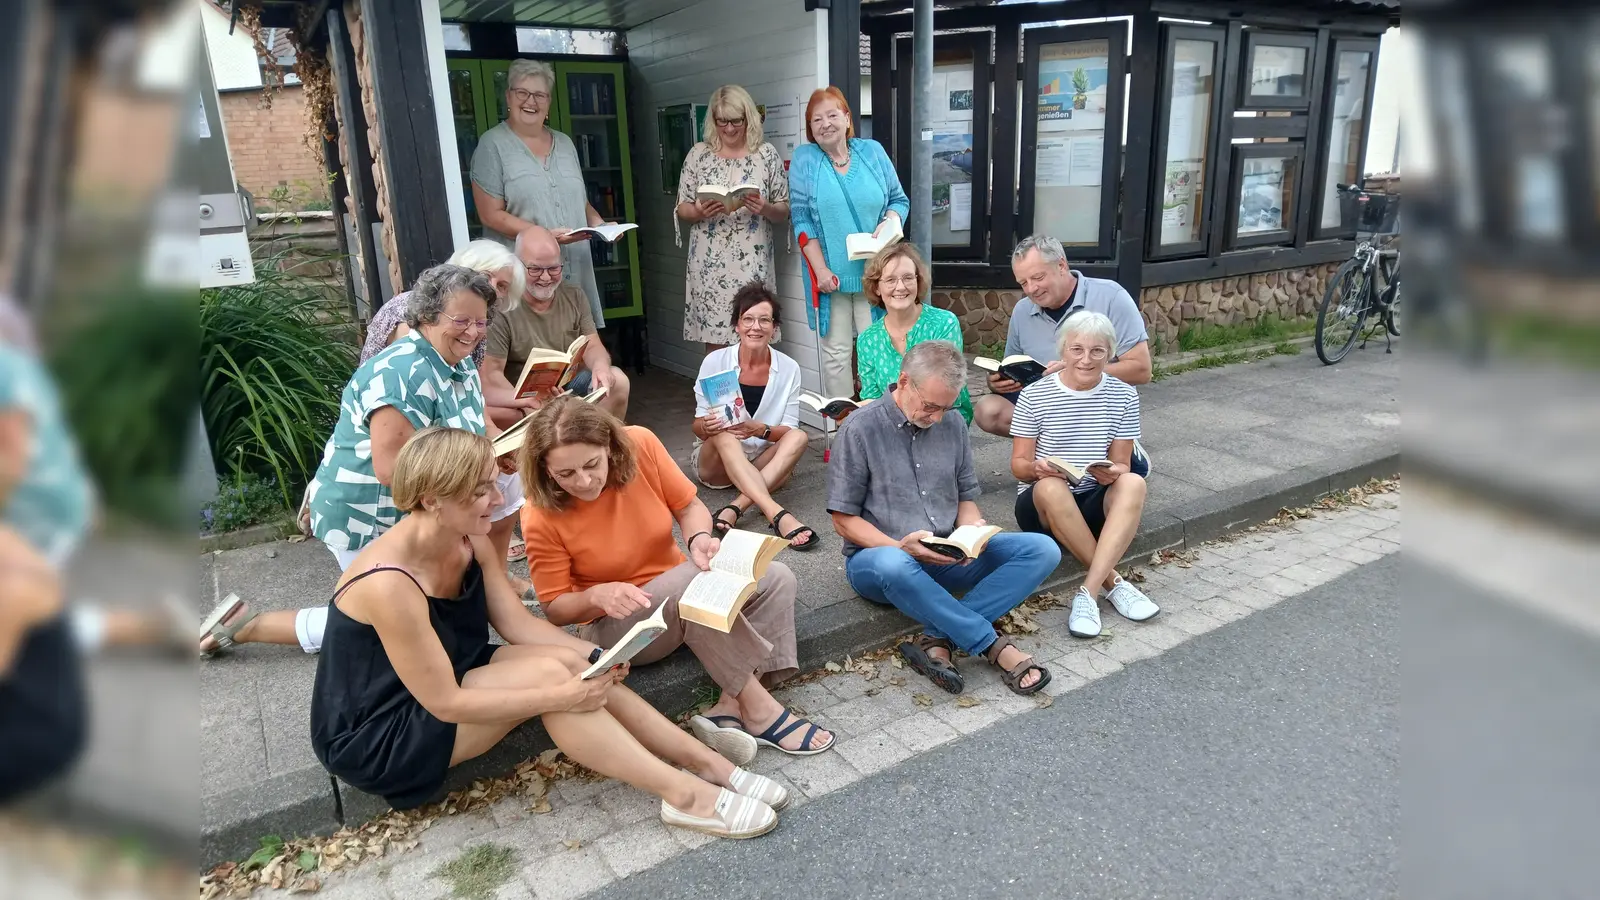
[1316,258,1371,365]
[1381,257,1401,336]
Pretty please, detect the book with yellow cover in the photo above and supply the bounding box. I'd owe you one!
[677,529,788,632]
[919,524,1001,561]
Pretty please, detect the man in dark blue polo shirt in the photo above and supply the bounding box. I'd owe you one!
[826,341,1060,697]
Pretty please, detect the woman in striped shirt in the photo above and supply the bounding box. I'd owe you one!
[1008,311,1160,640]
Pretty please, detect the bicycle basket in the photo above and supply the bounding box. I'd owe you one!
[1339,191,1401,236]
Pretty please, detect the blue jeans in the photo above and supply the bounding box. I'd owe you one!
[845,533,1061,656]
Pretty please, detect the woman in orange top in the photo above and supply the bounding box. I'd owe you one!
[519,396,834,761]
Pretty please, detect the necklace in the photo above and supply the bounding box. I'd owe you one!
[829,144,851,169]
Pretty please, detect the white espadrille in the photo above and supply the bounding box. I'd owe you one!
[689,714,758,765]
[728,766,790,811]
[660,787,777,839]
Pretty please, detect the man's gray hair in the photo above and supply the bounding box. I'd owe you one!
[1012,234,1069,267]
[508,59,556,94]
[900,340,967,392]
[1057,310,1117,356]
[405,264,498,328]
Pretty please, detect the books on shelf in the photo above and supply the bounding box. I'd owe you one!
[512,334,589,403]
[567,223,637,243]
[678,529,789,632]
[972,354,1049,387]
[696,183,762,210]
[581,602,667,679]
[698,367,751,427]
[798,391,864,421]
[845,217,904,261]
[1043,456,1114,487]
[491,386,608,458]
[919,524,1002,561]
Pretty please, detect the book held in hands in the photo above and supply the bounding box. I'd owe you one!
[696,184,762,209]
[919,524,1001,561]
[798,391,864,421]
[697,367,751,427]
[513,334,590,403]
[972,354,1049,387]
[566,223,638,243]
[1043,456,1114,487]
[491,385,609,457]
[845,217,904,262]
[678,529,789,632]
[581,602,668,679]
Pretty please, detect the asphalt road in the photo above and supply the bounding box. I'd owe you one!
[594,557,1403,900]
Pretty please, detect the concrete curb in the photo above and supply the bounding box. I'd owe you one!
[199,519,296,554]
[201,445,1400,866]
[1404,445,1600,538]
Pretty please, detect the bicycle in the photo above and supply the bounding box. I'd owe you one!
[1315,184,1401,365]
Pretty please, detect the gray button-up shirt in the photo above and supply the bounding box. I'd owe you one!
[1006,271,1149,364]
[826,386,981,557]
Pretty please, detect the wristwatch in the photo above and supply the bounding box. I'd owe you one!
[762,423,772,439]
[588,647,605,665]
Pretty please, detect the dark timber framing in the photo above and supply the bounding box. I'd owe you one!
[360,0,455,287]
[860,0,1398,297]
[327,4,384,321]
[825,0,864,135]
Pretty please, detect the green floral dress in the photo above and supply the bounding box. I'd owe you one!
[855,304,974,425]
[676,142,789,345]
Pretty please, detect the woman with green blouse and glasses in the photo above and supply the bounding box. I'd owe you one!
[854,242,974,425]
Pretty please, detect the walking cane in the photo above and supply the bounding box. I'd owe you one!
[797,232,832,462]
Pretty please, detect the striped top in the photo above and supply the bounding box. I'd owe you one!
[1010,373,1141,495]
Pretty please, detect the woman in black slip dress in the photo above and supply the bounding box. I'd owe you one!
[308,426,789,839]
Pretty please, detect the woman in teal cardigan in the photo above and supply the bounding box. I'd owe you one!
[855,242,974,425]
[790,86,910,403]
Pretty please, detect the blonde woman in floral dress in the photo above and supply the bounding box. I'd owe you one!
[675,85,790,351]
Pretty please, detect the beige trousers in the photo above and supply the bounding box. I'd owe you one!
[578,560,800,693]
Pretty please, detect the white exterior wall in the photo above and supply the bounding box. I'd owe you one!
[627,0,829,400]
[200,0,262,90]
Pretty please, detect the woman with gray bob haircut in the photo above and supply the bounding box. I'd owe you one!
[200,262,529,658]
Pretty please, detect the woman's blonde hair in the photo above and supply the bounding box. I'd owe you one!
[702,85,764,151]
[507,59,556,95]
[862,241,931,309]
[518,395,639,511]
[391,427,495,514]
[447,239,525,311]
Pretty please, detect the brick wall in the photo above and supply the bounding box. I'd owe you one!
[217,86,327,209]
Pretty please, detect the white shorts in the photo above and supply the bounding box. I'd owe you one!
[688,438,768,490]
[492,470,525,522]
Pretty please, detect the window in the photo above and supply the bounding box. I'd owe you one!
[1226,143,1303,249]
[441,23,471,52]
[1315,41,1377,236]
[1019,22,1128,260]
[894,32,992,259]
[515,28,622,56]
[1492,37,1566,241]
[1240,31,1315,110]
[1150,26,1224,257]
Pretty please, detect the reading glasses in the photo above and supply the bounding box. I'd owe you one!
[510,89,550,105]
[525,264,564,279]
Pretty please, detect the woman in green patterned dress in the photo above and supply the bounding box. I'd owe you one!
[854,242,974,425]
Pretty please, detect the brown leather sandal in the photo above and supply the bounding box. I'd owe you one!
[983,635,1051,695]
[896,634,964,694]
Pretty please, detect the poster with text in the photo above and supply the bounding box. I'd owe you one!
[1034,40,1110,246]
[932,61,976,244]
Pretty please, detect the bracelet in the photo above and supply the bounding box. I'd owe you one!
[686,531,712,552]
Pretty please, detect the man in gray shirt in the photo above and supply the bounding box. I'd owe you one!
[827,342,1059,697]
[973,234,1153,439]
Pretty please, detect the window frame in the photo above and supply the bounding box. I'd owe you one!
[1238,30,1318,111]
[894,30,994,261]
[1310,37,1381,240]
[1224,142,1306,250]
[1147,23,1229,260]
[1016,20,1129,262]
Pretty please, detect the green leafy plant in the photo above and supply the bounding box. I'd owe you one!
[201,254,357,509]
[201,472,289,534]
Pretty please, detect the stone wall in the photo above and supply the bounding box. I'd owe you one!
[931,261,1340,354]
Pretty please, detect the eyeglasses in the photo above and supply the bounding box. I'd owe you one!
[1065,346,1110,361]
[738,315,775,328]
[524,264,563,279]
[442,313,490,331]
[510,88,550,106]
[879,275,918,288]
[715,116,746,128]
[906,380,959,415]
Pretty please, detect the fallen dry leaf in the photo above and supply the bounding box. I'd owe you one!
[824,661,843,672]
[955,696,982,708]
[887,676,905,687]
[889,655,904,669]
[912,693,934,708]
[1126,569,1146,584]
[1034,694,1055,709]
[562,839,583,850]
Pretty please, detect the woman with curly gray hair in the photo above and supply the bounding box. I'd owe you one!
[199,264,526,657]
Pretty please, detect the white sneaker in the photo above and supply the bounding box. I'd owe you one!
[1067,586,1102,638]
[728,766,791,811]
[1104,577,1160,621]
[660,787,777,839]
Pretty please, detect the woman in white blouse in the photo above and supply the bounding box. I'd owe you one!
[689,284,818,550]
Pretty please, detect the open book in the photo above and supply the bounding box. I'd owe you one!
[919,524,1001,561]
[581,602,668,679]
[567,223,638,242]
[846,217,904,261]
[698,367,751,427]
[697,184,761,209]
[678,529,788,632]
[972,354,1049,387]
[491,385,609,457]
[1044,456,1114,488]
[513,334,589,402]
[799,391,864,421]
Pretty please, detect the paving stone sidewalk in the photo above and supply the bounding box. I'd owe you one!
[203,489,1401,900]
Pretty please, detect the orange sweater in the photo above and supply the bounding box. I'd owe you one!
[521,426,697,607]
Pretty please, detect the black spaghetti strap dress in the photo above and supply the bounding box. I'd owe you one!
[309,560,498,809]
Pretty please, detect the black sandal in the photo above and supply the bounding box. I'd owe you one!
[897,634,964,694]
[770,508,820,552]
[983,635,1051,696]
[711,504,743,537]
